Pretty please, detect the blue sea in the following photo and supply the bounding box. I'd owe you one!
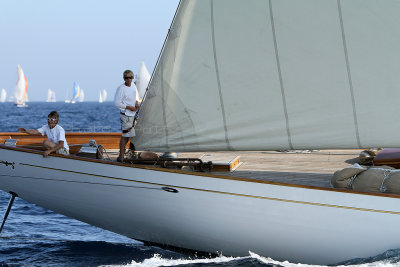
[1,102,400,266]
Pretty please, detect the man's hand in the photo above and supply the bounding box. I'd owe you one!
[43,150,52,158]
[126,105,138,111]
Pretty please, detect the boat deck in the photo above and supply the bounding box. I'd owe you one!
[180,150,361,188]
[111,149,363,189]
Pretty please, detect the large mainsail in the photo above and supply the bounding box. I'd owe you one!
[135,0,400,152]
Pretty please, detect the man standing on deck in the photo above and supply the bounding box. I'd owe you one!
[114,69,140,162]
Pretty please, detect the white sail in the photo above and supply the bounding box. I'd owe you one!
[46,89,56,102]
[13,64,28,106]
[46,89,52,102]
[99,89,107,103]
[136,61,151,100]
[78,89,84,102]
[102,89,107,102]
[51,90,56,102]
[135,0,400,152]
[0,88,6,103]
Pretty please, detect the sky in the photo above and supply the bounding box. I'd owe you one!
[0,0,180,102]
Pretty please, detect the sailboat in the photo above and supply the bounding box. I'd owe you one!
[71,82,80,103]
[99,89,107,103]
[136,61,151,101]
[0,89,6,103]
[78,89,84,102]
[46,89,56,102]
[2,1,400,264]
[13,64,28,107]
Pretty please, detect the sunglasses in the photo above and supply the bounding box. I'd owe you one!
[124,76,133,80]
[48,118,57,122]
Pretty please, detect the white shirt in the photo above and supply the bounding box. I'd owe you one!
[114,83,139,117]
[37,124,69,151]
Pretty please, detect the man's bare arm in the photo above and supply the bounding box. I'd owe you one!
[18,128,40,135]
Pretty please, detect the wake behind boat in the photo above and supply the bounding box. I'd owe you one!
[2,0,400,265]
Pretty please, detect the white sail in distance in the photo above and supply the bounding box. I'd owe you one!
[78,89,84,102]
[0,88,6,103]
[13,64,28,106]
[99,89,107,103]
[46,89,51,102]
[46,89,56,102]
[102,89,107,102]
[136,61,151,100]
[135,0,400,152]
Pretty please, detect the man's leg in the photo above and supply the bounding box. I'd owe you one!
[43,140,56,150]
[118,136,130,161]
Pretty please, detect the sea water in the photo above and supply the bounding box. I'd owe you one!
[0,102,399,267]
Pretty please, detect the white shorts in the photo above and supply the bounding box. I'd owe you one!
[56,147,69,155]
[120,114,136,137]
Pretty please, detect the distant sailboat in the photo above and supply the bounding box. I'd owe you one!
[13,64,28,107]
[0,88,6,103]
[102,89,107,102]
[71,82,80,103]
[136,61,151,101]
[65,88,71,103]
[99,89,107,103]
[46,89,56,102]
[78,89,84,102]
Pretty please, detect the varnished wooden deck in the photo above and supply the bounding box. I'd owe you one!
[108,149,361,189]
[175,150,362,188]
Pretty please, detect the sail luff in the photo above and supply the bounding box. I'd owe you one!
[135,0,400,152]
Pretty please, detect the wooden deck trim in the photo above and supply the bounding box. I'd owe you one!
[0,132,121,149]
[2,144,400,199]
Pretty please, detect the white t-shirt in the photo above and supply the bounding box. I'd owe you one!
[37,124,69,151]
[114,83,139,117]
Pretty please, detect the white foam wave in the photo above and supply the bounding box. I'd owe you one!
[249,251,397,267]
[100,253,244,267]
[100,251,398,267]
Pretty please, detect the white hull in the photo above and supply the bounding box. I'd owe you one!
[1,147,400,264]
[14,103,27,108]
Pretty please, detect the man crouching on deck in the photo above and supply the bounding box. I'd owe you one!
[18,110,69,157]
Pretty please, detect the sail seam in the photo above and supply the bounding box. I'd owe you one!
[337,0,362,148]
[211,0,232,150]
[160,61,170,149]
[268,0,293,150]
